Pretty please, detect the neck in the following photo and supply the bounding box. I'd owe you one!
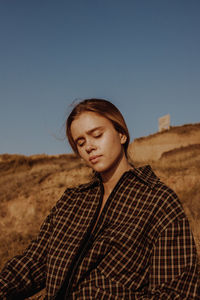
[100,154,132,195]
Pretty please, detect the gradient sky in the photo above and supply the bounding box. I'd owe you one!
[1,0,200,155]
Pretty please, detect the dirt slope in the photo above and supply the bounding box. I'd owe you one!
[128,123,200,162]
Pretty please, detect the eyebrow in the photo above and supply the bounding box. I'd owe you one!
[74,126,104,144]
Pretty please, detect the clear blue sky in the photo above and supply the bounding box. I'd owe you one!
[1,0,200,155]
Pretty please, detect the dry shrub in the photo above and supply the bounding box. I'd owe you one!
[159,144,200,170]
[0,232,33,270]
[177,186,200,256]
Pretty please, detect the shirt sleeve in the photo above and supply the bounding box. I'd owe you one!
[0,207,54,299]
[136,217,200,299]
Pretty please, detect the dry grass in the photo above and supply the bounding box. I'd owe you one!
[0,136,200,298]
[135,122,200,142]
[129,122,200,162]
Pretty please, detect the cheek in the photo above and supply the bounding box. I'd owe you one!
[98,135,113,151]
[76,147,85,159]
[105,132,122,149]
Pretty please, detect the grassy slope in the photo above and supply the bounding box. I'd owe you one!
[129,122,200,161]
[0,128,200,297]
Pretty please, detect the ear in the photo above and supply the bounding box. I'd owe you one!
[119,133,127,145]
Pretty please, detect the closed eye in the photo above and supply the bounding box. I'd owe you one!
[77,139,85,147]
[93,133,103,138]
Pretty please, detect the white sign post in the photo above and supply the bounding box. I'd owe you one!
[158,114,170,132]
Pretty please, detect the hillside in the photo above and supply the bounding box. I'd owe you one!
[129,122,200,162]
[0,123,200,298]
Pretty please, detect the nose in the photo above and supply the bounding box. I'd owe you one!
[85,141,96,154]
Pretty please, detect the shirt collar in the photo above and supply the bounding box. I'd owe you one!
[77,164,159,192]
[130,165,160,189]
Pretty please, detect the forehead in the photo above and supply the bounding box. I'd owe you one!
[70,111,114,137]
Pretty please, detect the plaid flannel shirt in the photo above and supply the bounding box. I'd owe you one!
[0,165,199,299]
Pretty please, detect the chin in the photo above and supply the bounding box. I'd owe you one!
[93,163,114,175]
[90,163,107,173]
[91,166,105,173]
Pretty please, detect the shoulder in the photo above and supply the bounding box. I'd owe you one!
[131,165,186,228]
[52,178,99,211]
[131,165,179,200]
[63,177,99,195]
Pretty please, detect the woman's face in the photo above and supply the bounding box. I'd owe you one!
[70,111,127,175]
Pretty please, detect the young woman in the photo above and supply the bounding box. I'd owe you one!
[0,99,199,299]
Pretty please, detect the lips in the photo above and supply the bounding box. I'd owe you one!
[89,155,102,163]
